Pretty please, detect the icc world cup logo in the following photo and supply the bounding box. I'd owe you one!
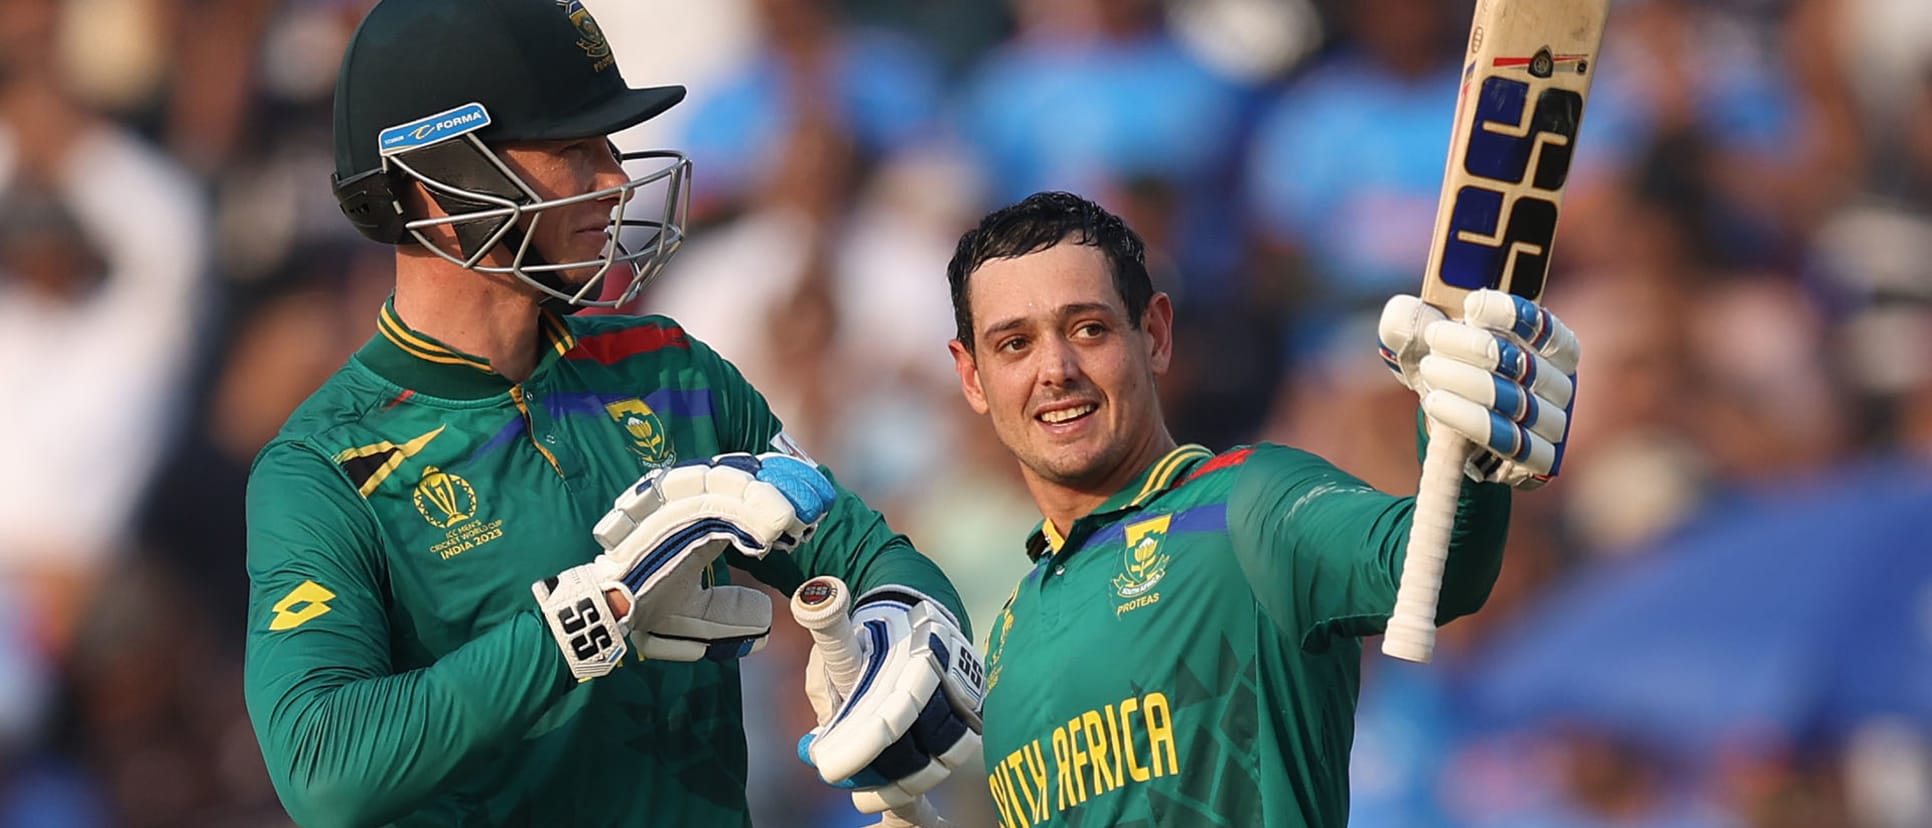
[413,466,477,529]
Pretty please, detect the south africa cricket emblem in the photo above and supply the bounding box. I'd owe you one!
[605,398,675,468]
[1113,514,1173,599]
[554,0,615,71]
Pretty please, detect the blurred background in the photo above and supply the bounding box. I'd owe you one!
[0,0,1929,825]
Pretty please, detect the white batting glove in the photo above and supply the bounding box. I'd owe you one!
[799,587,985,814]
[1379,289,1581,489]
[628,571,774,663]
[533,453,835,679]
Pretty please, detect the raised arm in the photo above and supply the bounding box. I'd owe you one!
[1226,444,1512,652]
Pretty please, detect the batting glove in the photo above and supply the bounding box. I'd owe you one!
[629,571,775,663]
[533,453,835,679]
[799,587,986,814]
[1379,289,1581,489]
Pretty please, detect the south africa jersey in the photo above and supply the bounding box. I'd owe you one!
[243,301,966,828]
[980,443,1510,828]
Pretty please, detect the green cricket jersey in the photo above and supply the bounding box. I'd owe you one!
[979,443,1510,828]
[243,300,967,828]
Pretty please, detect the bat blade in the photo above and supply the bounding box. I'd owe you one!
[1383,0,1610,664]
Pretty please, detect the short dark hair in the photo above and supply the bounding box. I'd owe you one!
[946,191,1152,350]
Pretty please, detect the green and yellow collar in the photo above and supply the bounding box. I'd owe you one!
[1030,443,1214,559]
[354,298,577,400]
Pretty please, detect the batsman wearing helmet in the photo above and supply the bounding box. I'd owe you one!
[242,1,982,826]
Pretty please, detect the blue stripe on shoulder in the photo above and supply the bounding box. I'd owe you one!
[538,389,715,420]
[1082,503,1229,550]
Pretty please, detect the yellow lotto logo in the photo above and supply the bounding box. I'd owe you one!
[413,466,477,529]
[269,581,336,631]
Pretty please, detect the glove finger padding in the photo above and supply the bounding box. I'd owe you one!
[632,582,772,662]
[1421,389,1560,473]
[1377,294,1447,392]
[800,588,985,811]
[1461,287,1581,374]
[1379,290,1581,488]
[1422,322,1576,411]
[539,454,833,680]
[1417,355,1569,444]
[747,452,836,551]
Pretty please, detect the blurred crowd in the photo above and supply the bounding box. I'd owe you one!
[1,0,1929,825]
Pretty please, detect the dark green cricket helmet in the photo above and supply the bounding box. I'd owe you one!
[331,0,692,309]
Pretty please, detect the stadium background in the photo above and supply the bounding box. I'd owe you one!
[0,0,1928,825]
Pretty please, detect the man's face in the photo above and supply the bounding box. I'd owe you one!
[949,243,1172,490]
[496,137,629,287]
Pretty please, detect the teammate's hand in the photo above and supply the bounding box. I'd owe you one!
[1378,289,1581,489]
[533,453,836,679]
[799,587,985,815]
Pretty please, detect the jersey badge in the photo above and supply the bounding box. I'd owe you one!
[554,1,616,72]
[1113,515,1172,617]
[604,398,676,468]
[414,466,506,560]
[413,465,476,528]
[1114,515,1172,598]
[269,580,336,631]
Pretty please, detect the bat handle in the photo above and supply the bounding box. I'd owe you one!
[790,577,950,828]
[792,576,866,689]
[1383,418,1472,663]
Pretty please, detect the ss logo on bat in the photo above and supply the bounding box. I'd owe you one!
[1440,76,1583,299]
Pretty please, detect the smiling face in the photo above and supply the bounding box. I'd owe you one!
[950,241,1175,496]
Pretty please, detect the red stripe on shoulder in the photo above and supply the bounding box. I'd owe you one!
[568,324,689,365]
[1186,447,1256,482]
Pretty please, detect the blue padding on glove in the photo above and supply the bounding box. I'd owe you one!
[910,685,970,755]
[797,734,891,790]
[757,455,837,523]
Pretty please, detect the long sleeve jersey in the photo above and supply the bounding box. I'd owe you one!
[243,301,967,828]
[979,443,1509,828]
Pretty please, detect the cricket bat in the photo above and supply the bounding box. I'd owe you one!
[1382,0,1610,663]
[790,577,953,828]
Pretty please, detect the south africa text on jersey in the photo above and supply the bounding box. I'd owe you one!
[987,691,1181,827]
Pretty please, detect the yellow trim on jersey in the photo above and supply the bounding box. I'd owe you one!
[1041,518,1068,553]
[269,580,337,630]
[1130,445,1213,506]
[541,312,577,355]
[332,424,448,497]
[378,305,493,371]
[510,386,566,476]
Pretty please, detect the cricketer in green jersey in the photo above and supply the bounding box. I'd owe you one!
[243,1,983,826]
[942,193,1583,827]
